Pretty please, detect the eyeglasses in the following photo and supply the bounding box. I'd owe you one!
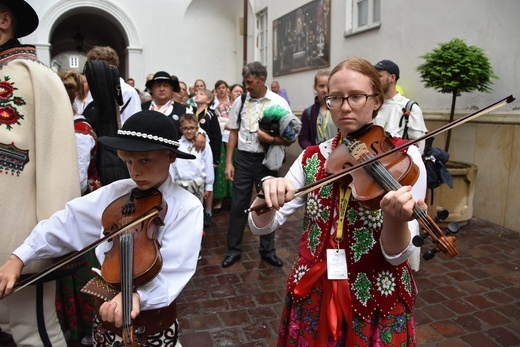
[324,94,378,109]
[179,126,198,132]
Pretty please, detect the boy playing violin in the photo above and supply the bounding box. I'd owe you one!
[0,110,203,346]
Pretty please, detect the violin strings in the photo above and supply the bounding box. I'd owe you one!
[120,232,134,328]
[347,139,456,255]
[357,147,438,241]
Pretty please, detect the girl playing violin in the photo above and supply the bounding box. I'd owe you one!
[0,110,203,347]
[248,57,427,346]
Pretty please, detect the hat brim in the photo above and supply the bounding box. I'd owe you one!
[98,136,195,160]
[145,79,180,91]
[3,0,39,38]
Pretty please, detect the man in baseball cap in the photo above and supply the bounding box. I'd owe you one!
[373,58,428,157]
[374,59,400,80]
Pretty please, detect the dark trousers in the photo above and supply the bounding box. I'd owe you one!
[227,150,278,256]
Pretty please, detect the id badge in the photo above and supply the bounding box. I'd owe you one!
[326,249,348,280]
[245,131,253,144]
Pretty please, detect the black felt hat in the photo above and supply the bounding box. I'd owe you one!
[145,71,180,92]
[0,0,39,38]
[374,60,400,80]
[98,110,195,159]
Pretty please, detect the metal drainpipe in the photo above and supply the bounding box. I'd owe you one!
[243,0,248,67]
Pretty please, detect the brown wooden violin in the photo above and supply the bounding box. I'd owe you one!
[326,123,458,258]
[9,187,167,346]
[99,187,167,346]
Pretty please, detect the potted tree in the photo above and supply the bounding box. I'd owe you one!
[416,38,497,225]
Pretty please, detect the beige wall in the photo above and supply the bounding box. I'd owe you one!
[425,110,520,232]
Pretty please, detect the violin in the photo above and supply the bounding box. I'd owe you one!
[99,187,167,347]
[325,124,458,258]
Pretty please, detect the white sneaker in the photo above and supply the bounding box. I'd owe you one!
[81,335,93,345]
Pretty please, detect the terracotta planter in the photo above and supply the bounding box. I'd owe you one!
[426,161,478,226]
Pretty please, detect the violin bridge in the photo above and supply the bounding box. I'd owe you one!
[346,139,368,162]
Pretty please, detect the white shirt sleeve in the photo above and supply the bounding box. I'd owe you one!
[13,179,203,310]
[75,132,96,194]
[119,80,142,124]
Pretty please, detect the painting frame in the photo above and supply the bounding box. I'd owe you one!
[272,0,331,77]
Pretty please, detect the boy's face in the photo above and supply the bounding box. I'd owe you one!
[179,120,198,141]
[194,90,209,106]
[118,150,176,190]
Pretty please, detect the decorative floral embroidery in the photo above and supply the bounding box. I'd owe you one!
[376,270,396,296]
[306,194,320,220]
[308,223,321,255]
[351,227,376,262]
[347,208,357,224]
[0,142,29,175]
[358,208,382,228]
[350,311,415,345]
[302,215,310,231]
[319,207,330,223]
[319,184,332,198]
[293,265,309,283]
[401,267,412,295]
[303,154,320,185]
[308,189,331,223]
[353,272,371,306]
[0,77,26,131]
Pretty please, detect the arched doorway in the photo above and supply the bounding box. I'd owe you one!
[33,0,142,84]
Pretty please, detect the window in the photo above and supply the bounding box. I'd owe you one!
[344,0,381,36]
[69,56,79,68]
[257,8,268,65]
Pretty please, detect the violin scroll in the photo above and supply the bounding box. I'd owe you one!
[413,208,460,260]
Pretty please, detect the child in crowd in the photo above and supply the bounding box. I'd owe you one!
[170,113,214,204]
[194,89,222,226]
[213,83,244,211]
[0,110,203,347]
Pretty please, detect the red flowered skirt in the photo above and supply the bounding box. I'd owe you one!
[55,250,99,340]
[278,289,416,347]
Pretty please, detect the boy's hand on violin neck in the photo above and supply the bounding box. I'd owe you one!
[0,254,24,298]
[380,186,416,223]
[99,292,141,328]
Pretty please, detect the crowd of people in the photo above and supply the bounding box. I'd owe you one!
[0,1,430,346]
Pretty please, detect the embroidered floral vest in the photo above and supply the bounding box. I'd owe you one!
[287,141,416,320]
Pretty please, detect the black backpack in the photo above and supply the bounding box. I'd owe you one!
[236,93,247,126]
[83,60,130,185]
[399,100,418,140]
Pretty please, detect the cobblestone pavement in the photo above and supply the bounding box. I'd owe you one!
[177,207,520,347]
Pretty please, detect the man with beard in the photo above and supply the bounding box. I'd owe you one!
[373,59,427,153]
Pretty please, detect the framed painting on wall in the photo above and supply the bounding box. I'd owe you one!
[273,0,330,77]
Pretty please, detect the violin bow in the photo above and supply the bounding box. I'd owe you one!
[12,208,161,294]
[247,95,515,214]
